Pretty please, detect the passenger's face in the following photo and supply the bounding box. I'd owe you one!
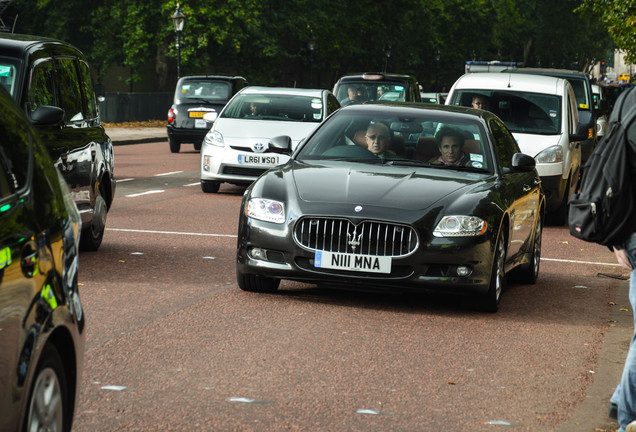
[366,124,390,155]
[439,136,463,164]
[348,87,362,101]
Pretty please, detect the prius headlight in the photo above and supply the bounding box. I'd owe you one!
[433,216,487,237]
[204,130,224,147]
[246,198,285,223]
[535,145,563,163]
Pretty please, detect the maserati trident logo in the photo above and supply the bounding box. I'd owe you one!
[347,227,363,252]
[251,142,266,153]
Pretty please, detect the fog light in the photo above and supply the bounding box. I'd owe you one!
[456,266,470,277]
[203,164,210,171]
[249,247,268,260]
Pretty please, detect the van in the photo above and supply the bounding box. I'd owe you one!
[446,72,586,224]
[0,33,116,250]
[509,68,597,164]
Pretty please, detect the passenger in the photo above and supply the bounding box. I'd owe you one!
[365,122,393,158]
[431,126,472,166]
[341,85,365,106]
[471,94,488,110]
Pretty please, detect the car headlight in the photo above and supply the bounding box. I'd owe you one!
[246,198,285,224]
[535,145,563,163]
[204,130,224,147]
[433,216,487,237]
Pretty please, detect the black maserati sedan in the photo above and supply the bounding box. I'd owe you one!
[236,103,545,312]
[0,87,85,431]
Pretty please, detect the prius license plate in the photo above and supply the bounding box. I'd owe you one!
[237,154,279,165]
[314,251,392,274]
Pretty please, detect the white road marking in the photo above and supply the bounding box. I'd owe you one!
[542,258,621,267]
[125,190,165,198]
[107,228,236,238]
[155,171,183,176]
[118,178,134,182]
[184,182,200,187]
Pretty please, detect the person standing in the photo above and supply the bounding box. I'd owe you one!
[608,87,636,432]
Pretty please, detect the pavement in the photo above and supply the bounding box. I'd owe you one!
[104,126,167,145]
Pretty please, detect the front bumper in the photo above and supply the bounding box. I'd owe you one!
[237,215,497,296]
[201,145,290,185]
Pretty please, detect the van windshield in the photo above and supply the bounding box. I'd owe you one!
[450,90,561,135]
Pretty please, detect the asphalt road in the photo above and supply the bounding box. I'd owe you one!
[72,139,631,432]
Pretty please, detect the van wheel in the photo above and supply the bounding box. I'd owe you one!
[169,138,181,153]
[548,179,570,226]
[80,193,106,251]
[25,345,68,432]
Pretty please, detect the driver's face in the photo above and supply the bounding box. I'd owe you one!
[366,124,390,155]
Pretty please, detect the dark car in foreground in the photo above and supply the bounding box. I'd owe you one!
[167,75,248,153]
[0,87,85,432]
[0,33,116,251]
[333,72,422,106]
[236,103,545,312]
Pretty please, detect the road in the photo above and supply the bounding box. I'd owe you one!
[72,140,631,432]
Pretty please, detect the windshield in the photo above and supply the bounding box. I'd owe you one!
[0,58,22,99]
[450,90,561,135]
[295,108,493,173]
[335,81,408,105]
[175,79,231,103]
[221,93,324,123]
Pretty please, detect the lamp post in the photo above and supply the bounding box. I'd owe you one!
[384,44,391,73]
[308,30,316,87]
[171,4,186,79]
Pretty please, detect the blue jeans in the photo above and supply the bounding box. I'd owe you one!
[611,232,636,432]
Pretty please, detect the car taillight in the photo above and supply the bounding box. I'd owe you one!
[168,108,175,123]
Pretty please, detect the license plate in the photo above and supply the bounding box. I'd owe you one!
[314,250,392,274]
[237,154,279,165]
[189,111,205,118]
[195,119,207,128]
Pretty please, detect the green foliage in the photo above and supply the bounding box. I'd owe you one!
[4,0,615,91]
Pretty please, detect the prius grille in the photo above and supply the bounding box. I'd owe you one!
[294,217,418,257]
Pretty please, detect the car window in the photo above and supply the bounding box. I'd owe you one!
[0,59,19,97]
[296,109,492,172]
[327,93,340,115]
[55,58,84,123]
[28,59,56,113]
[177,80,231,102]
[567,78,590,111]
[0,108,31,196]
[451,90,561,135]
[489,118,518,168]
[78,60,98,120]
[221,93,324,123]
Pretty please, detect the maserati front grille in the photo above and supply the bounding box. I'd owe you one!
[293,217,418,258]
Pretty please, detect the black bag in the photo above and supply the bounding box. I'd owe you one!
[568,88,636,247]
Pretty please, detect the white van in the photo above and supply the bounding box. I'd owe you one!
[446,72,586,224]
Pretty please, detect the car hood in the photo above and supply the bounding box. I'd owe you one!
[215,118,320,147]
[512,132,563,158]
[290,161,482,211]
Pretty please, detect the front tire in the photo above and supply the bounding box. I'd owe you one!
[26,344,69,432]
[513,211,542,284]
[80,192,106,251]
[237,268,280,293]
[479,231,507,313]
[201,180,220,193]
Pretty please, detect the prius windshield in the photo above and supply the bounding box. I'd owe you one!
[221,93,324,123]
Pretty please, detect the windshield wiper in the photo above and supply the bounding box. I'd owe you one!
[431,164,489,173]
[385,159,430,167]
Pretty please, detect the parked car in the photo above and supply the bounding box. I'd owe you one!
[200,87,340,193]
[592,84,609,137]
[0,86,85,432]
[333,72,422,106]
[509,68,597,165]
[0,33,116,251]
[446,72,585,225]
[167,75,248,153]
[236,102,544,312]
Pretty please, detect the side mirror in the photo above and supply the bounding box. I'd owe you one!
[569,123,588,142]
[509,152,536,172]
[203,112,218,124]
[268,135,292,154]
[30,105,64,125]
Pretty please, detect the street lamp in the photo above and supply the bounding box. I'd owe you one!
[171,3,186,79]
[308,30,316,87]
[384,44,391,73]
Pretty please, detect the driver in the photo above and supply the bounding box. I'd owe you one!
[432,126,472,166]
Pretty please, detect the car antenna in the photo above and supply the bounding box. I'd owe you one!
[507,73,512,88]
